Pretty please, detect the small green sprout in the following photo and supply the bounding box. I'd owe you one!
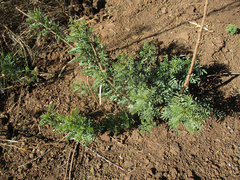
[226,24,239,35]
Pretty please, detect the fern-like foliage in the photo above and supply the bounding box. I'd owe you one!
[0,53,39,89]
[67,20,211,133]
[40,104,97,144]
[27,7,64,41]
[101,111,135,134]
[226,24,239,35]
[161,94,213,132]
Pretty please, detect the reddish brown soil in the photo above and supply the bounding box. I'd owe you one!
[1,0,240,179]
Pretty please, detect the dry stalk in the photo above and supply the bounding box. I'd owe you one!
[69,142,78,180]
[180,0,209,94]
[0,139,19,143]
[0,143,31,153]
[86,76,107,116]
[64,149,72,180]
[3,24,35,64]
[90,42,130,100]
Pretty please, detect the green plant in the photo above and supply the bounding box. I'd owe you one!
[101,111,135,134]
[67,19,216,133]
[226,24,239,35]
[25,7,223,141]
[0,52,39,89]
[26,7,65,41]
[39,104,97,144]
[161,93,213,132]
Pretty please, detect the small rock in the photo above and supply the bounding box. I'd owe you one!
[102,163,108,168]
[161,7,168,14]
[179,32,189,41]
[29,153,34,159]
[99,25,104,30]
[170,142,180,155]
[186,169,193,177]
[233,157,238,162]
[143,158,150,164]
[170,168,178,179]
[123,161,134,168]
[100,132,110,142]
[179,130,188,136]
[124,174,131,180]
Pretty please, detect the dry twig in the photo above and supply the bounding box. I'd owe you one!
[69,142,78,180]
[90,42,129,100]
[64,149,72,180]
[180,0,209,94]
[0,143,30,153]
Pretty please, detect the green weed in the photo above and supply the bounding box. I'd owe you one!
[0,53,39,90]
[39,104,97,144]
[23,8,224,142]
[226,24,239,35]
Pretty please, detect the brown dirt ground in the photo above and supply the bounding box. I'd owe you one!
[1,0,240,179]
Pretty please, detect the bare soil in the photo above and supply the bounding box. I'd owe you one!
[1,0,240,179]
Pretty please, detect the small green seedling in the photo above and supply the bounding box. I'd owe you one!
[226,24,239,35]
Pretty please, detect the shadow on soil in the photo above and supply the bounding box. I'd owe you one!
[190,62,240,116]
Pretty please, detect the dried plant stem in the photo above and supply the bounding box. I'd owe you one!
[0,139,19,143]
[3,24,29,63]
[86,77,107,116]
[69,142,78,180]
[90,42,129,100]
[79,141,126,171]
[64,149,72,180]
[180,0,209,94]
[0,86,14,91]
[87,76,99,107]
[0,143,30,153]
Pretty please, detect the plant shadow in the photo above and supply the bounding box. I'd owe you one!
[190,62,240,117]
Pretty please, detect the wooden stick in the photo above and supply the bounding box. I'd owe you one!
[0,143,30,153]
[64,149,72,180]
[69,142,78,180]
[180,0,209,94]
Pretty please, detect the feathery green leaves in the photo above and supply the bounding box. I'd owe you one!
[40,105,97,145]
[30,7,223,140]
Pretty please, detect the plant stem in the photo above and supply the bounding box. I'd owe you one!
[180,0,209,94]
[69,142,78,180]
[90,41,130,100]
[87,76,107,116]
